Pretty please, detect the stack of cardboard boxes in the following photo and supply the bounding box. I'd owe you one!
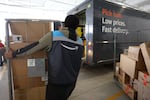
[115,42,150,100]
[8,20,51,100]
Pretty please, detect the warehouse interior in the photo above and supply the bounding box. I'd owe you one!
[0,0,150,100]
[1,0,150,43]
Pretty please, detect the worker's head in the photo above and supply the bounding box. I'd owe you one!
[64,15,79,30]
[54,21,62,30]
[64,15,79,41]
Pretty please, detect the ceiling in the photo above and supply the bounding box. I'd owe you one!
[0,0,85,20]
[0,0,150,20]
[109,0,150,12]
[0,0,150,42]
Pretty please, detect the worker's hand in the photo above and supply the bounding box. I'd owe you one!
[4,49,13,59]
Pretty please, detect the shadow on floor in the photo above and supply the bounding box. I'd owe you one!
[79,63,114,81]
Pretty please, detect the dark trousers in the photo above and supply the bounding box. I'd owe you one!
[0,48,5,66]
[46,82,76,100]
[0,55,3,66]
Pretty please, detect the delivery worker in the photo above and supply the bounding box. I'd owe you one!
[5,15,84,100]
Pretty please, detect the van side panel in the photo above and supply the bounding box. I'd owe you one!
[93,0,150,63]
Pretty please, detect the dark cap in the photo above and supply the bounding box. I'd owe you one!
[64,15,79,29]
[54,21,61,30]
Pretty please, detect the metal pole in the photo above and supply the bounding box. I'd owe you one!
[5,21,14,100]
[113,33,117,79]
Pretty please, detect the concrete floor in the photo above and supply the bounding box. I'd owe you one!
[0,64,130,100]
[69,64,130,100]
[0,65,9,100]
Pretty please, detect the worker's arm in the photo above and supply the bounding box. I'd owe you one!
[12,32,52,57]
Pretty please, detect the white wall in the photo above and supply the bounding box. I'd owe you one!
[0,17,6,44]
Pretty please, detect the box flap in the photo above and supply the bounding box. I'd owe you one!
[140,42,150,74]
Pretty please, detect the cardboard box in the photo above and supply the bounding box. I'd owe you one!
[120,54,136,79]
[12,35,23,43]
[10,42,46,58]
[120,54,146,79]
[12,58,46,89]
[10,22,27,41]
[128,46,140,61]
[10,43,47,89]
[142,86,150,100]
[9,20,49,98]
[122,84,137,100]
[10,42,29,50]
[117,69,134,88]
[117,68,125,85]
[10,21,51,42]
[128,46,147,71]
[26,22,50,42]
[138,71,150,88]
[137,81,150,100]
[15,86,46,100]
[133,79,139,91]
[140,42,150,74]
[124,73,133,85]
